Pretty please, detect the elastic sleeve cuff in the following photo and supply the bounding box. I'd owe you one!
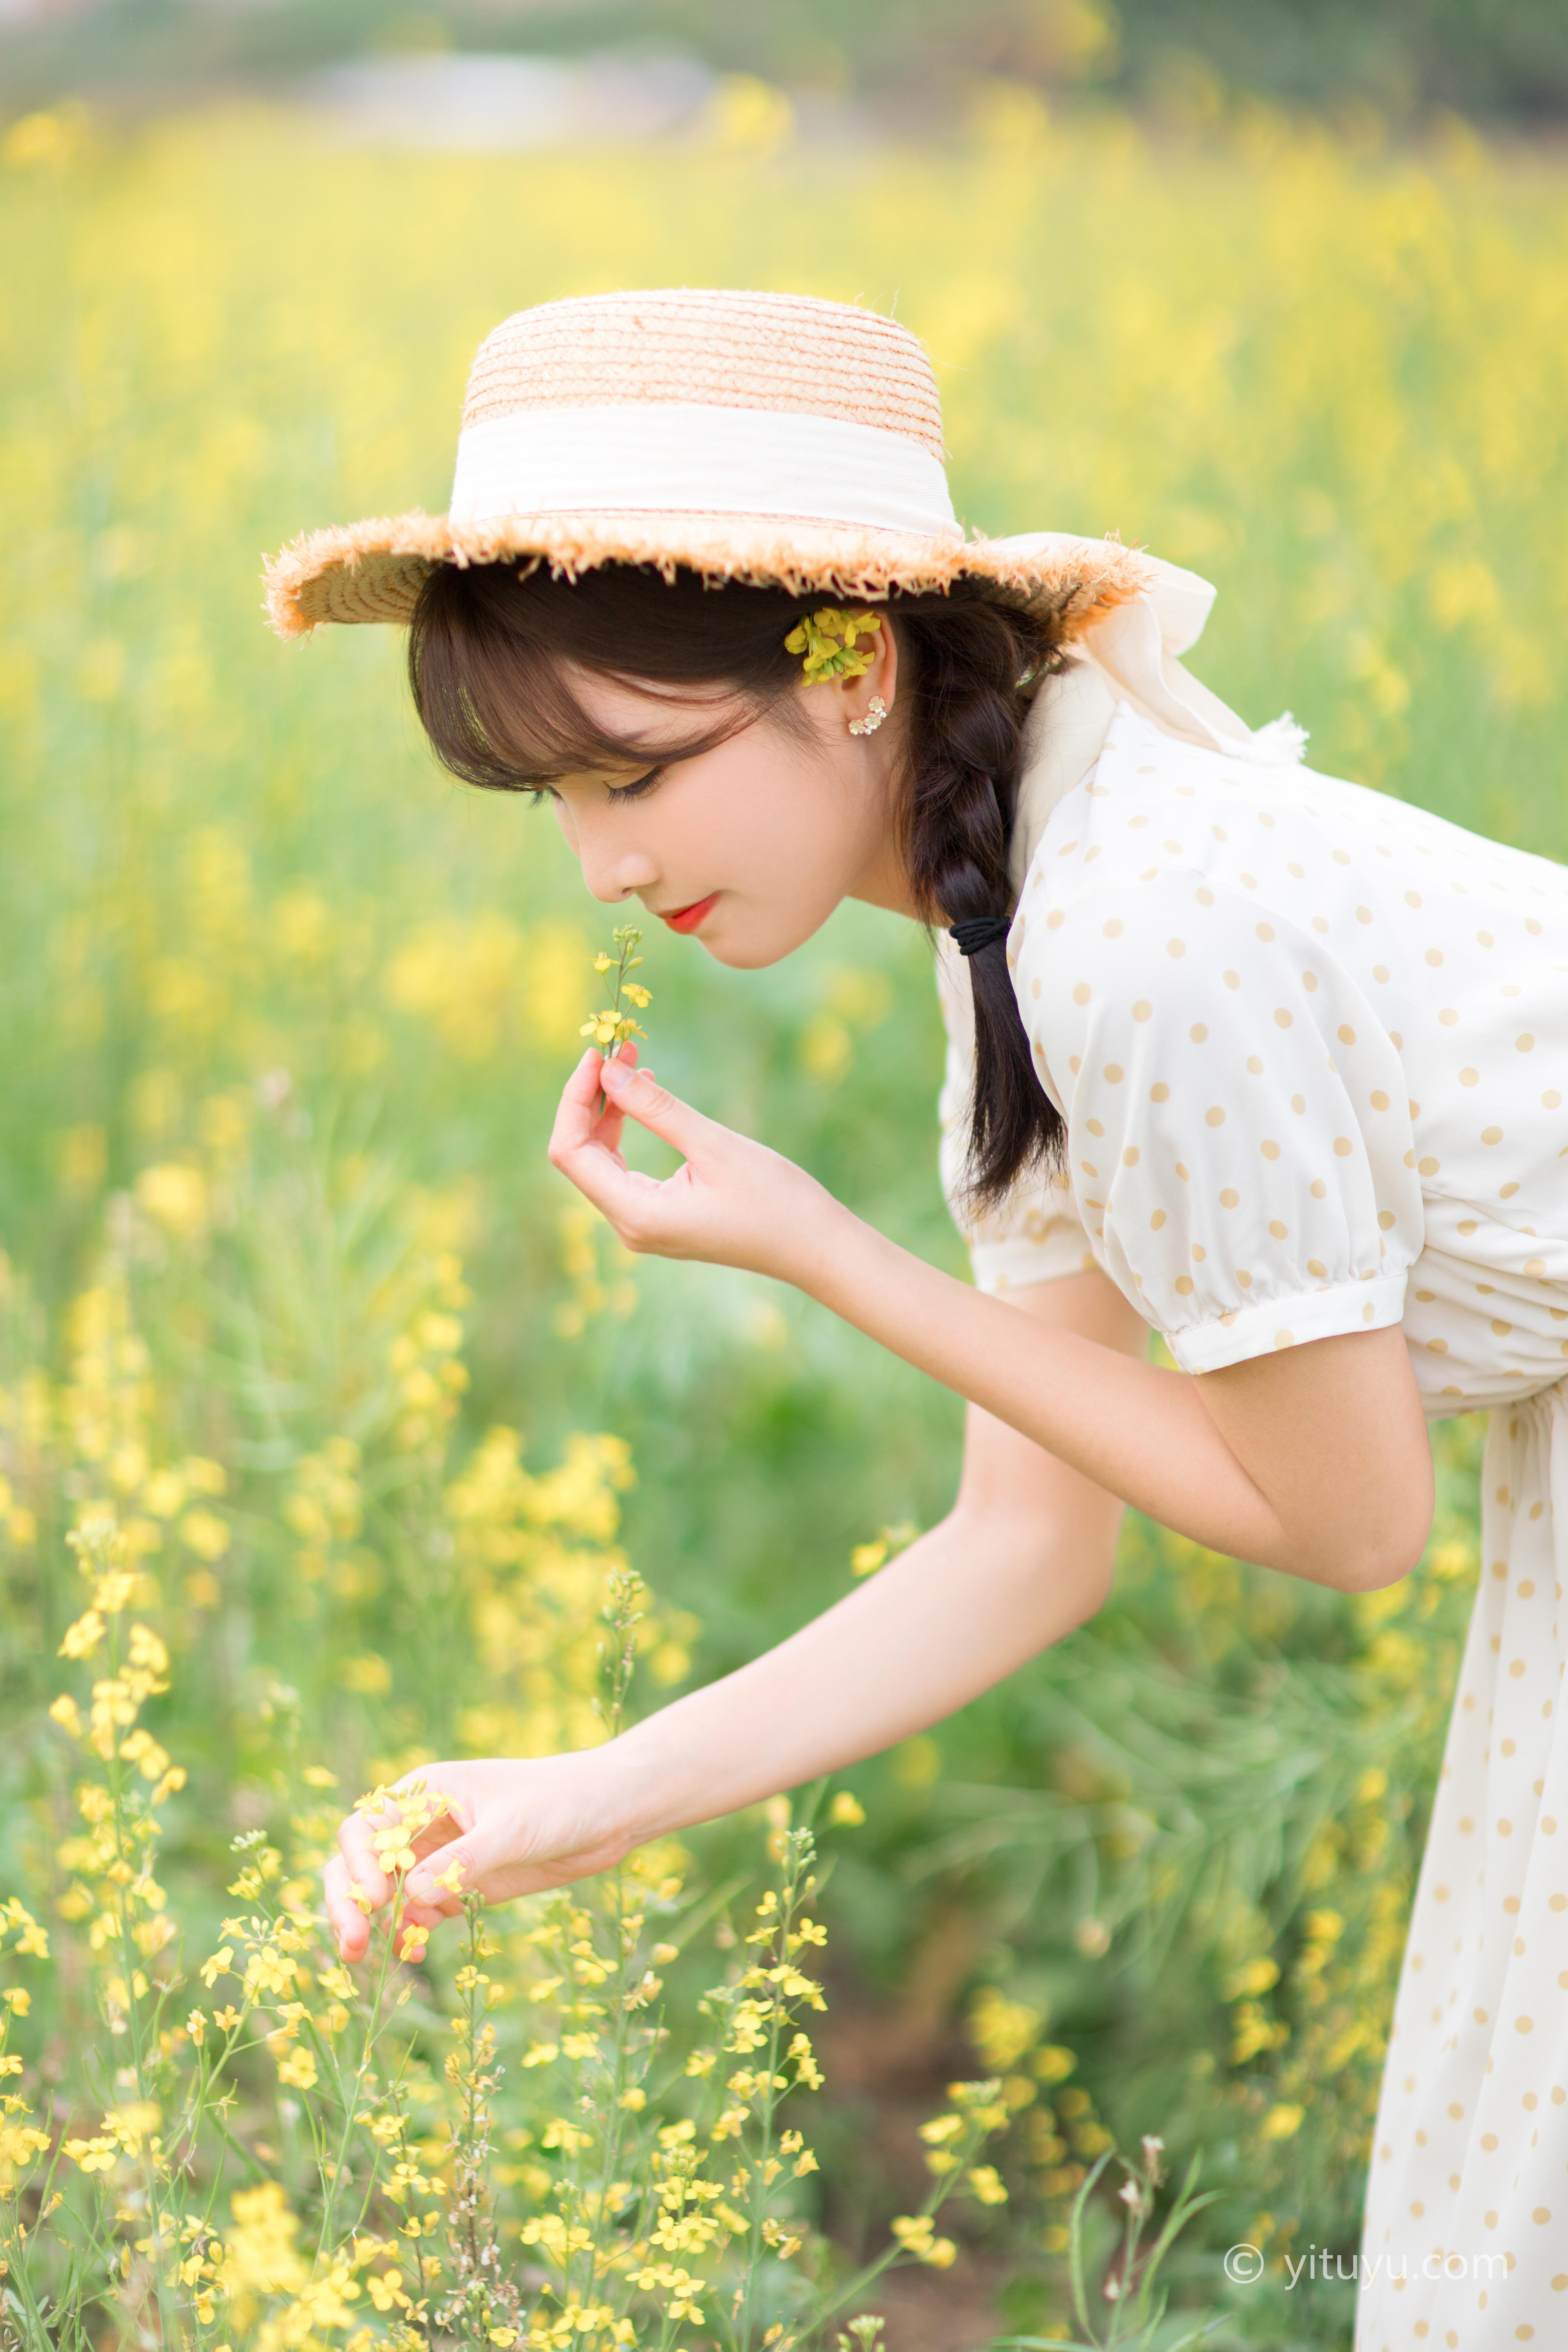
[1165,1272,1408,1374]
[970,1230,1099,1296]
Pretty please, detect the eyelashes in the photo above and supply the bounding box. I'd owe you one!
[525,766,664,808]
[605,767,664,804]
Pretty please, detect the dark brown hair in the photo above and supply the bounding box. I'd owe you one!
[407,560,1070,1209]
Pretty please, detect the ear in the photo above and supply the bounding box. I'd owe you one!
[837,617,899,732]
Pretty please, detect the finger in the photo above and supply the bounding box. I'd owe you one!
[550,1053,632,1183]
[336,1809,393,1914]
[405,1829,500,1910]
[597,1058,720,1161]
[549,1076,672,1231]
[390,1897,449,1964]
[557,1046,639,1159]
[400,1888,463,1930]
[402,1851,468,1913]
[323,1853,372,1963]
[569,1040,644,1154]
[593,1040,641,1149]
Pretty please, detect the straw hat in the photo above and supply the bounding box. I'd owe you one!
[262,287,1150,639]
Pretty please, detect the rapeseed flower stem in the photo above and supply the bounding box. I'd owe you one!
[583,927,652,1104]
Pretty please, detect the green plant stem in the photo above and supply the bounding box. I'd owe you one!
[809,2110,994,2332]
[99,1608,183,2350]
[317,1882,403,2258]
[562,1570,645,2320]
[737,1837,807,2352]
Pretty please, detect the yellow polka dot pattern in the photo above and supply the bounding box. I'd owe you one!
[1008,718,1430,1370]
[944,704,1568,1406]
[1357,1399,1568,2347]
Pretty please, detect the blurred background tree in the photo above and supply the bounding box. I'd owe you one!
[2,0,1565,132]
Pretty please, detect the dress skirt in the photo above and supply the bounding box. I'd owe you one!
[1357,1381,1568,2348]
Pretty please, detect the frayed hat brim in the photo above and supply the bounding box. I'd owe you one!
[262,508,1152,640]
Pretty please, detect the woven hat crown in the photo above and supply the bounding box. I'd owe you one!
[460,288,947,455]
[263,283,1147,637]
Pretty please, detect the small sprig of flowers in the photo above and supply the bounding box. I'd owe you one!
[1054,2128,1219,2347]
[347,1778,452,1958]
[784,607,883,683]
[581,926,651,1061]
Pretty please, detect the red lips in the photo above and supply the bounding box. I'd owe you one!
[661,893,719,934]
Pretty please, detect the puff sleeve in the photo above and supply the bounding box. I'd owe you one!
[1011,874,1425,1370]
[936,933,1095,1294]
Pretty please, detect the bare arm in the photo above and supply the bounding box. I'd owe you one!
[798,1215,1432,1590]
[323,1270,1145,1950]
[609,1266,1147,1833]
[568,1054,1435,1592]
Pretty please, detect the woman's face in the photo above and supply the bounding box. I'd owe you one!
[542,628,912,969]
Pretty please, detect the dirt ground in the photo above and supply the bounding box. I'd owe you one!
[816,1905,1027,2352]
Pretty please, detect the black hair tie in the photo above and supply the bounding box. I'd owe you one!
[948,914,1011,958]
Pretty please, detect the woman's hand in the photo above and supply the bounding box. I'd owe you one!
[548,1047,847,1283]
[322,1750,640,1965]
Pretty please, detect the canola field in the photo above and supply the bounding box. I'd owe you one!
[2,98,1567,2350]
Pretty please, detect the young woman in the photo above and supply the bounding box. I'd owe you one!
[269,288,1568,2349]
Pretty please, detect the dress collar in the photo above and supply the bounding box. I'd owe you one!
[1004,536,1309,894]
[1008,657,1118,894]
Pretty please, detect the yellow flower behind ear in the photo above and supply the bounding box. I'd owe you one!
[785,608,883,683]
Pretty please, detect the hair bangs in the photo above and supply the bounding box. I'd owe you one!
[408,561,806,796]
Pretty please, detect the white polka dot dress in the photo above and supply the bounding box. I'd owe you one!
[938,700,1568,2348]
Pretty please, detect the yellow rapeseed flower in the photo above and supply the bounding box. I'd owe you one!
[784,608,882,684]
[134,1163,210,1242]
[58,1610,104,1660]
[179,1508,230,1562]
[583,925,652,1066]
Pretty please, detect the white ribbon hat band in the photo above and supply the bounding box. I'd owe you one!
[447,443,1305,769]
[449,402,964,539]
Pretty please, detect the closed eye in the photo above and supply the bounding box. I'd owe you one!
[524,764,665,808]
[605,766,665,804]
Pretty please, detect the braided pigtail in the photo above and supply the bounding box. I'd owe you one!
[890,589,1070,1212]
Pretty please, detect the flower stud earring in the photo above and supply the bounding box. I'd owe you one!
[848,695,888,737]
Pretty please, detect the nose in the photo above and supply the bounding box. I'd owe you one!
[556,804,659,905]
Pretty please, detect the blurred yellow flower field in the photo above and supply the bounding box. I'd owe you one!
[0,98,1565,2346]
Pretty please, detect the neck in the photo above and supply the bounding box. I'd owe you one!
[847,847,922,922]
[841,720,922,921]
